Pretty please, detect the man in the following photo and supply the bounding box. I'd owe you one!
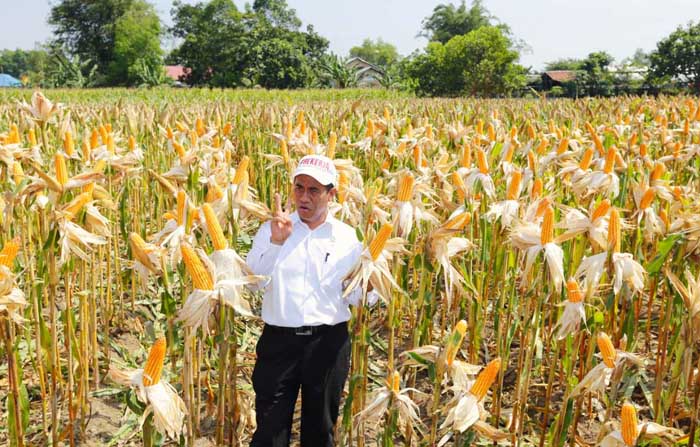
[246,154,376,447]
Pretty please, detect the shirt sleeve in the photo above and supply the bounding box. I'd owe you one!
[246,222,281,290]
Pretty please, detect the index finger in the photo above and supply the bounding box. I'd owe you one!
[274,192,282,214]
[284,195,292,214]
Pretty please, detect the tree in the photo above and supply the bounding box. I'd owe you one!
[170,0,328,88]
[170,0,248,87]
[404,26,524,97]
[110,0,164,85]
[420,0,497,44]
[579,51,614,96]
[316,54,361,88]
[649,21,700,92]
[0,49,49,85]
[349,38,400,68]
[544,58,583,71]
[49,0,163,85]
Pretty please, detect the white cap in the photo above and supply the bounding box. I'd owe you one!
[293,155,337,186]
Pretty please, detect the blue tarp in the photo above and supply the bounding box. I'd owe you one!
[0,74,22,87]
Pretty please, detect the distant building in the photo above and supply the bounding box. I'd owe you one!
[165,65,188,87]
[0,73,22,87]
[346,57,385,88]
[541,70,577,90]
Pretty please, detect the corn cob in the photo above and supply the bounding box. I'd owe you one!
[129,233,157,272]
[63,130,74,156]
[444,320,467,367]
[603,147,616,174]
[369,224,393,261]
[639,188,655,210]
[181,243,214,290]
[506,171,522,200]
[0,237,21,268]
[63,192,92,221]
[540,205,555,245]
[620,402,639,446]
[591,199,611,222]
[176,190,187,226]
[531,178,543,200]
[142,338,166,387]
[202,203,227,250]
[396,173,415,202]
[476,149,489,174]
[597,332,617,368]
[470,358,501,401]
[608,208,621,253]
[566,279,584,303]
[55,153,68,186]
[233,157,250,185]
[327,132,337,159]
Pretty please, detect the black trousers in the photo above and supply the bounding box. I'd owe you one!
[250,322,351,447]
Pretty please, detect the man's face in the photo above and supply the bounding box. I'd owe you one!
[293,174,335,225]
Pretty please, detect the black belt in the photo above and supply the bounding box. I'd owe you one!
[265,321,347,336]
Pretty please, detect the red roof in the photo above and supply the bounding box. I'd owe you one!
[544,70,577,82]
[165,65,186,81]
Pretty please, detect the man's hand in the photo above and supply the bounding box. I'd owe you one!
[270,192,293,245]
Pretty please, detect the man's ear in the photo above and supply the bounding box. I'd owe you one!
[328,187,337,201]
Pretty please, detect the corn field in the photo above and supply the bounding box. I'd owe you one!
[0,88,699,446]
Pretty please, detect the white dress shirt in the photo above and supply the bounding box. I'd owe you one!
[246,212,376,327]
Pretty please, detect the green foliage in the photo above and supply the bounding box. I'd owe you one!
[349,38,400,69]
[316,54,361,88]
[404,26,525,97]
[544,58,583,71]
[578,51,615,96]
[0,49,49,85]
[170,0,327,88]
[110,0,164,86]
[649,21,700,93]
[49,0,163,86]
[420,0,496,44]
[46,52,99,88]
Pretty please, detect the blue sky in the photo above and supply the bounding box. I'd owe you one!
[3,0,700,70]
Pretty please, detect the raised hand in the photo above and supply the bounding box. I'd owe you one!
[270,192,293,245]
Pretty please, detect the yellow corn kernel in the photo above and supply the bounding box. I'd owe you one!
[12,162,24,185]
[487,123,495,142]
[202,203,227,250]
[173,141,186,159]
[531,178,543,199]
[650,162,665,182]
[396,173,415,202]
[28,128,37,146]
[107,133,115,154]
[175,121,187,132]
[98,125,108,145]
[527,122,535,139]
[81,140,90,160]
[476,149,489,174]
[55,153,68,186]
[63,192,92,221]
[506,170,522,201]
[460,145,471,168]
[476,119,484,135]
[527,150,536,172]
[128,135,136,151]
[444,319,467,367]
[105,123,112,133]
[597,332,617,368]
[300,118,307,136]
[166,126,174,140]
[540,205,555,245]
[389,371,400,394]
[452,171,467,202]
[337,172,349,204]
[196,117,205,137]
[206,182,224,203]
[639,188,655,210]
[327,132,337,159]
[142,338,166,387]
[591,199,611,222]
[369,224,393,261]
[181,243,214,290]
[0,237,21,268]
[503,143,515,163]
[311,128,318,145]
[586,122,604,155]
[412,145,422,168]
[444,211,471,231]
[63,130,74,156]
[621,402,639,446]
[233,156,250,185]
[129,233,157,272]
[566,279,584,303]
[659,209,669,227]
[176,190,187,226]
[536,139,548,155]
[579,148,594,170]
[603,147,616,174]
[222,122,232,136]
[90,129,99,149]
[608,208,621,253]
[556,138,569,155]
[470,358,501,401]
[82,182,95,195]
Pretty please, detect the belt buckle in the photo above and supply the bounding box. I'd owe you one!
[295,326,313,336]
